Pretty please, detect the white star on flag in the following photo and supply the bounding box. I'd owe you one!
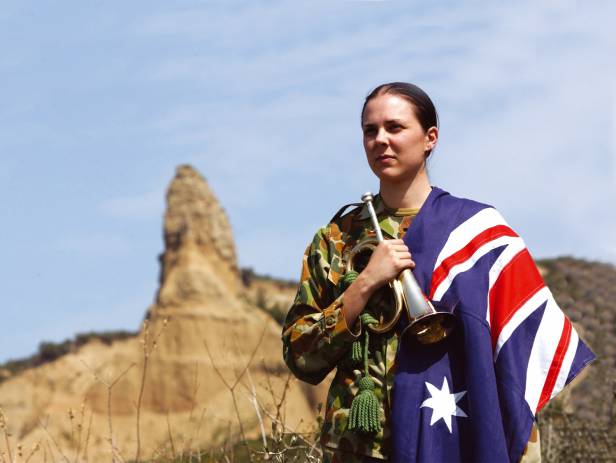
[420,377,468,433]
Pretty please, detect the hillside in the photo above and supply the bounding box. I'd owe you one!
[538,257,616,421]
[0,165,613,461]
[0,165,328,462]
[238,256,616,460]
[535,257,616,459]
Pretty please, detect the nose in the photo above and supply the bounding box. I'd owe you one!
[374,127,388,146]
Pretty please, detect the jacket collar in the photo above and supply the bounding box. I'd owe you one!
[357,193,386,220]
[357,187,443,221]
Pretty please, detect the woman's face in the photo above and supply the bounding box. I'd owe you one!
[362,93,437,184]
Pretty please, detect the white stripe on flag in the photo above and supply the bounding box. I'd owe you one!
[433,208,508,270]
[550,328,579,400]
[432,235,518,302]
[493,286,550,360]
[525,295,565,414]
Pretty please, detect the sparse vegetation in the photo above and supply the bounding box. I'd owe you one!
[0,316,321,462]
[536,257,616,460]
[251,288,288,326]
[240,267,297,289]
[241,267,297,326]
[0,329,137,383]
[0,267,293,384]
[1,257,615,461]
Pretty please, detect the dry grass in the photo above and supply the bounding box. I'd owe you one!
[4,256,615,461]
[0,316,321,463]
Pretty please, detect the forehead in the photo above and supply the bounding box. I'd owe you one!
[362,93,417,125]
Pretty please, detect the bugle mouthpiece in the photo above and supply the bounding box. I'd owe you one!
[361,192,374,203]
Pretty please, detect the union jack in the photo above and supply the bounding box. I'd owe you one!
[390,186,594,462]
[428,206,587,414]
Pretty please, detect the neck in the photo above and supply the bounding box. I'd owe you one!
[379,171,432,210]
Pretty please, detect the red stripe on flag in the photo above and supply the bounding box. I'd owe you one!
[429,225,518,299]
[488,249,544,349]
[536,318,572,413]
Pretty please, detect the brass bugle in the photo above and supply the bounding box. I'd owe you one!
[360,192,455,344]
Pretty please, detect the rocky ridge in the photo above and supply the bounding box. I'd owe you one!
[0,166,614,460]
[0,165,325,461]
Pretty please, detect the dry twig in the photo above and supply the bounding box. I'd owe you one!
[45,440,57,463]
[82,411,93,462]
[180,361,201,459]
[246,368,268,450]
[73,400,86,463]
[188,407,207,461]
[24,442,41,463]
[135,317,168,463]
[0,408,12,463]
[203,323,267,462]
[38,417,70,463]
[165,412,177,460]
[80,359,135,462]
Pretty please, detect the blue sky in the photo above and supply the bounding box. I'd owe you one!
[1,1,615,363]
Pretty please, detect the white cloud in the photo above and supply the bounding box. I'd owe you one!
[4,1,616,362]
[135,1,616,276]
[423,2,616,264]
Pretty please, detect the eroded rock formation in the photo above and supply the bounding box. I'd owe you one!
[0,165,324,461]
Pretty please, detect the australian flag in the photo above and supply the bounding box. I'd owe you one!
[391,186,595,462]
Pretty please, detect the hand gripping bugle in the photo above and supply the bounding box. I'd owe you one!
[361,192,455,344]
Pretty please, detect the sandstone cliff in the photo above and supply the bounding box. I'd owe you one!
[0,165,325,461]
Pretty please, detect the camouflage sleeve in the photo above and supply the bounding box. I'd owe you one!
[282,225,361,385]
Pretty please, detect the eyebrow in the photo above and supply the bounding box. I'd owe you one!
[362,118,405,128]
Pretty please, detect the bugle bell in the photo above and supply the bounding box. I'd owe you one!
[347,236,404,334]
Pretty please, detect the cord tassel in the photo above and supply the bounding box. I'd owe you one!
[348,313,382,434]
[342,270,359,287]
[343,270,363,367]
[350,339,363,366]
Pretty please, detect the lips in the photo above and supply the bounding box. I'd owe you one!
[376,154,395,162]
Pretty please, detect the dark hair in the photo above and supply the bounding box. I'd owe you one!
[361,82,439,157]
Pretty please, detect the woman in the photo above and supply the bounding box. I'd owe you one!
[282,82,593,462]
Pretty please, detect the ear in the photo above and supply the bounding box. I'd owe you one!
[424,126,439,152]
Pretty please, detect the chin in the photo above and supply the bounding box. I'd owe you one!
[373,168,418,185]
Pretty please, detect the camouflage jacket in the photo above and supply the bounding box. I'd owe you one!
[281,193,542,461]
[282,194,417,460]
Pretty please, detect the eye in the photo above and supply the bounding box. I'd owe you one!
[363,126,377,136]
[387,122,403,132]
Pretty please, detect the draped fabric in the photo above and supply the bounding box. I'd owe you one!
[391,187,595,462]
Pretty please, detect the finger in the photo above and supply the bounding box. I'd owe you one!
[382,239,406,247]
[381,245,412,257]
[395,259,416,271]
[393,247,412,256]
[394,249,412,258]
